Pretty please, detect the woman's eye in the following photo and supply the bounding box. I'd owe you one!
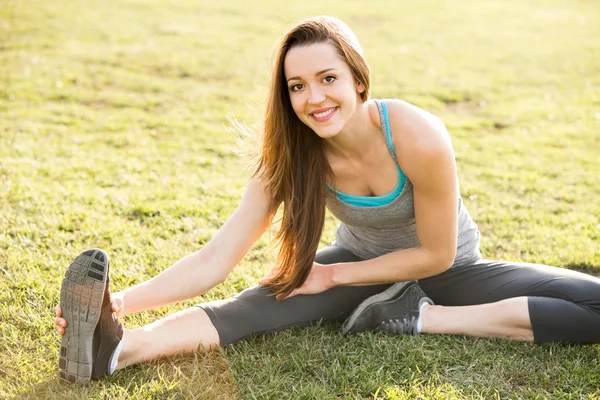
[290,83,303,92]
[323,75,336,83]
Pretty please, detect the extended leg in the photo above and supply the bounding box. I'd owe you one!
[119,245,390,367]
[197,245,392,345]
[117,307,219,369]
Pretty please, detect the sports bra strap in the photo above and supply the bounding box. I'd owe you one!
[374,99,400,167]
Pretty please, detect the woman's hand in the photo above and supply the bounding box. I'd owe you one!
[258,262,334,300]
[54,292,125,335]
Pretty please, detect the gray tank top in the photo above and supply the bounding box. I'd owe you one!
[325,99,482,265]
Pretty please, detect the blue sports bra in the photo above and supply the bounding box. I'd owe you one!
[327,100,407,207]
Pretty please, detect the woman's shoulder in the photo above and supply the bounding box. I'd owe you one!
[383,98,451,155]
[378,98,454,178]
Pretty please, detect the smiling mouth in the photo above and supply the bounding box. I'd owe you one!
[310,107,338,121]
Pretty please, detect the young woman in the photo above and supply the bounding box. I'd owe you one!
[54,16,600,383]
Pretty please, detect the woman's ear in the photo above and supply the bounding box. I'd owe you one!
[357,83,365,94]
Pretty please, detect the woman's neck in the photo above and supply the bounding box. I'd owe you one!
[323,100,381,161]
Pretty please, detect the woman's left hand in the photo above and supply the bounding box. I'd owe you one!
[258,262,334,300]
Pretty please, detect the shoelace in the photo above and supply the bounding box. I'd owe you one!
[376,316,418,335]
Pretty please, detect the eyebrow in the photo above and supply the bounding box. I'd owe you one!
[286,68,337,83]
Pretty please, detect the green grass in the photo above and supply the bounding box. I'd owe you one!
[1,0,599,398]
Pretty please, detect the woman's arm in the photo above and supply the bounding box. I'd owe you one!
[330,101,458,286]
[119,178,277,315]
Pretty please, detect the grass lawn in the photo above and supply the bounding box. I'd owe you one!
[1,0,599,398]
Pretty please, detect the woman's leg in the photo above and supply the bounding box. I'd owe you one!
[197,245,392,345]
[116,307,218,369]
[418,260,600,343]
[420,297,533,341]
[117,245,392,369]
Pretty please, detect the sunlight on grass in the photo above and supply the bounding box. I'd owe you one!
[1,0,599,398]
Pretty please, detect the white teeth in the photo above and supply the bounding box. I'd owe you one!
[313,107,336,118]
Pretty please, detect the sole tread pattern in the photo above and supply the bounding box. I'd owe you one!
[58,249,108,384]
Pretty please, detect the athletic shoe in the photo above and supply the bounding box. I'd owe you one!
[58,249,123,383]
[340,281,433,335]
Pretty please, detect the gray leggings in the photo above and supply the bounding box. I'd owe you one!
[197,245,600,345]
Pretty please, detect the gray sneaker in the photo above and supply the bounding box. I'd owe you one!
[340,281,433,335]
[58,249,123,384]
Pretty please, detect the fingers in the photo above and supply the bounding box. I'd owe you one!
[111,297,124,317]
[55,305,66,335]
[258,265,281,286]
[258,274,275,286]
[276,289,298,301]
[55,316,67,335]
[258,277,268,286]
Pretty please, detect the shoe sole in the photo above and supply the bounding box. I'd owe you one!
[58,249,109,384]
[340,281,415,335]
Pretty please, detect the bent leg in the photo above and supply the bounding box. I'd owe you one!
[420,297,533,341]
[418,260,600,343]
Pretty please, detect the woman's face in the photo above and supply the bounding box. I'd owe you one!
[284,41,365,139]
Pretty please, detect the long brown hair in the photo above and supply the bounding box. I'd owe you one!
[254,16,371,297]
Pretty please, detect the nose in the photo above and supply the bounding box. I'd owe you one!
[308,86,326,105]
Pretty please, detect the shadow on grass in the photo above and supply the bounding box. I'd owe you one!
[225,324,600,399]
[567,262,600,277]
[13,352,237,400]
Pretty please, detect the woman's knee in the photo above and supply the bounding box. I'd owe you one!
[196,285,288,345]
[315,245,362,265]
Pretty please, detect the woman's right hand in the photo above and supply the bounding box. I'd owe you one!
[54,292,125,335]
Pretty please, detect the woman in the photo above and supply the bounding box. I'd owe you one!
[54,16,600,384]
